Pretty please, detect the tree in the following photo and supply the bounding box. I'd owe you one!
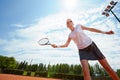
[73,64,82,75]
[93,63,105,76]
[89,65,95,76]
[55,64,60,73]
[17,61,28,70]
[30,64,38,72]
[117,69,120,77]
[37,63,44,72]
[69,64,74,74]
[59,64,69,73]
[6,57,17,69]
[0,55,17,70]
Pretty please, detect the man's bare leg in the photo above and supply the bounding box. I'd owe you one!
[99,59,120,80]
[80,60,92,80]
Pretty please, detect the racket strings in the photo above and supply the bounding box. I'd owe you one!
[38,38,49,45]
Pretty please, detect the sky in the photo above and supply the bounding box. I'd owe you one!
[0,0,120,70]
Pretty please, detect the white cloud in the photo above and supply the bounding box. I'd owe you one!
[1,4,120,70]
[11,24,26,28]
[0,39,8,45]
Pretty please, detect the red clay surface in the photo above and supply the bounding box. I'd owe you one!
[0,74,61,80]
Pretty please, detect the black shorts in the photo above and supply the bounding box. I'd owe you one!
[78,42,105,60]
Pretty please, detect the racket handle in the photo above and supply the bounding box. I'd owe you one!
[51,44,57,48]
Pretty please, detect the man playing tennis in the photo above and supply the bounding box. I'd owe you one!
[51,19,120,80]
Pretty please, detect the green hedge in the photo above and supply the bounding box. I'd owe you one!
[2,69,48,78]
[23,71,27,76]
[2,69,24,75]
[92,76,112,80]
[49,73,84,80]
[50,73,111,80]
[31,72,35,76]
[35,71,48,77]
[1,69,112,80]
[23,71,47,77]
[0,68,1,73]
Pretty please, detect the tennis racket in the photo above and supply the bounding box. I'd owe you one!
[38,38,51,46]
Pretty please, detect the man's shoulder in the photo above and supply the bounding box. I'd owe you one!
[76,24,82,28]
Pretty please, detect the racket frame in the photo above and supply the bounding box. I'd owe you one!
[38,38,51,46]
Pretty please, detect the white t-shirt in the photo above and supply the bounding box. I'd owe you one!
[69,24,92,49]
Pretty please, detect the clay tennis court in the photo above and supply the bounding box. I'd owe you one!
[0,74,61,80]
